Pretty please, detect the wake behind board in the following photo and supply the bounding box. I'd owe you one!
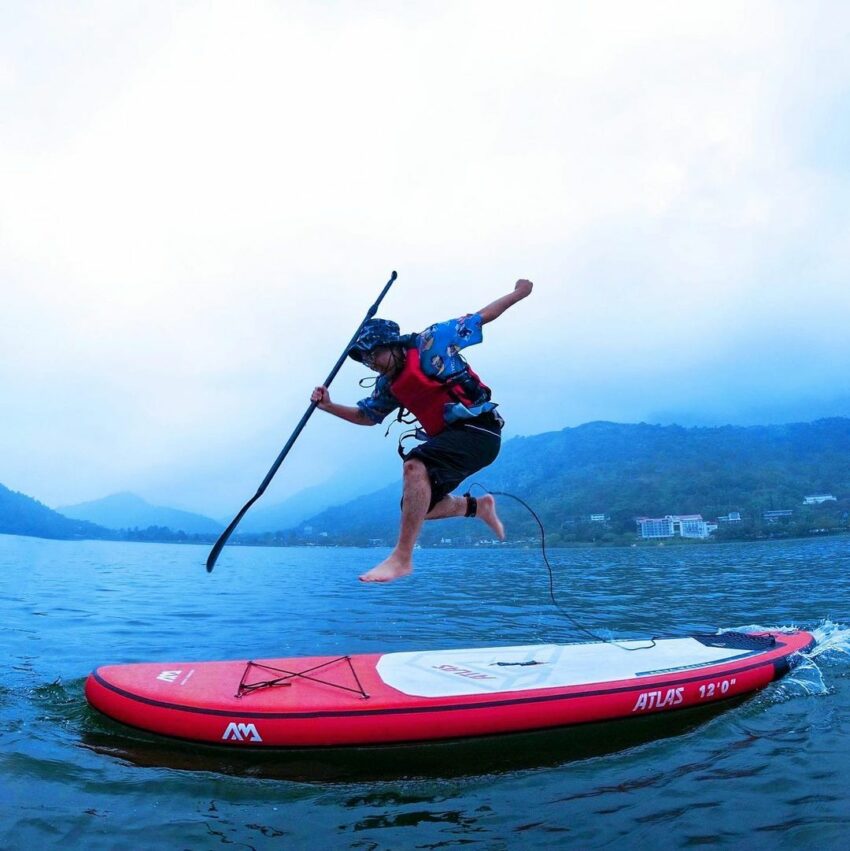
[85,630,813,747]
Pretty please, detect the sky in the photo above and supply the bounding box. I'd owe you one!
[2,1,850,517]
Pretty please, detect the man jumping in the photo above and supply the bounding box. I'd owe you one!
[311,278,534,582]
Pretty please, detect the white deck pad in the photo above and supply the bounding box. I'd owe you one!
[376,638,757,698]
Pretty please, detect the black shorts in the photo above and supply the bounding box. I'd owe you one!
[402,411,503,511]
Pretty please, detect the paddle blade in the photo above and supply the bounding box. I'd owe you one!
[206,495,258,573]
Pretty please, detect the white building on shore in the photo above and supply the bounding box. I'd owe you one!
[636,514,717,540]
[803,494,836,505]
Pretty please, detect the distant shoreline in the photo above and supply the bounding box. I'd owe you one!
[3,529,848,550]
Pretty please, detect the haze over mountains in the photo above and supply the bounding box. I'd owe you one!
[235,464,398,534]
[53,464,400,536]
[58,492,224,535]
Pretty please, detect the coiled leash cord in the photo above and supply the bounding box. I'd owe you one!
[468,482,656,652]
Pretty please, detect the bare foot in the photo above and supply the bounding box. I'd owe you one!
[476,494,505,540]
[359,552,413,583]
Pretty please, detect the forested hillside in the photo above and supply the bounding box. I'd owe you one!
[286,418,850,546]
[0,484,107,540]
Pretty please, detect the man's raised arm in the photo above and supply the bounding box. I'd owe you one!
[477,279,533,325]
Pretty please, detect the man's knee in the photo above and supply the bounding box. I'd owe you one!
[403,458,428,482]
[399,458,432,514]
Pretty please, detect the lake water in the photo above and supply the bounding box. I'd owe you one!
[1,533,849,849]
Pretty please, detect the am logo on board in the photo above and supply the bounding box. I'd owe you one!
[222,722,263,742]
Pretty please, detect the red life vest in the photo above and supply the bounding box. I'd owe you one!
[390,347,490,437]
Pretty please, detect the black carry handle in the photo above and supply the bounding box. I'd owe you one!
[206,270,398,573]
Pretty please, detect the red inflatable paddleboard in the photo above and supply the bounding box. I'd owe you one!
[86,630,813,747]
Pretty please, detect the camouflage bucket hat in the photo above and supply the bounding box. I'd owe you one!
[348,318,401,362]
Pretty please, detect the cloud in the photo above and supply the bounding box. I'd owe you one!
[1,1,849,512]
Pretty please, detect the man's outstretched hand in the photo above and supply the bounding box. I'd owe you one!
[514,279,533,299]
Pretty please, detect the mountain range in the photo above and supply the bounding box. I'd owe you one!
[3,417,850,545]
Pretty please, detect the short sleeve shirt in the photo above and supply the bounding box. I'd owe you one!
[357,313,491,424]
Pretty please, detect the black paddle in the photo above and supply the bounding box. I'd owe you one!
[206,270,398,573]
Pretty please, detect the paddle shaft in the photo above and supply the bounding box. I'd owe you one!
[206,270,398,572]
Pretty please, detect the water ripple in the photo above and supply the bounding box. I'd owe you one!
[2,533,850,849]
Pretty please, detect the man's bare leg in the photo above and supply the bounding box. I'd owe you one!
[359,459,430,583]
[425,493,505,540]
